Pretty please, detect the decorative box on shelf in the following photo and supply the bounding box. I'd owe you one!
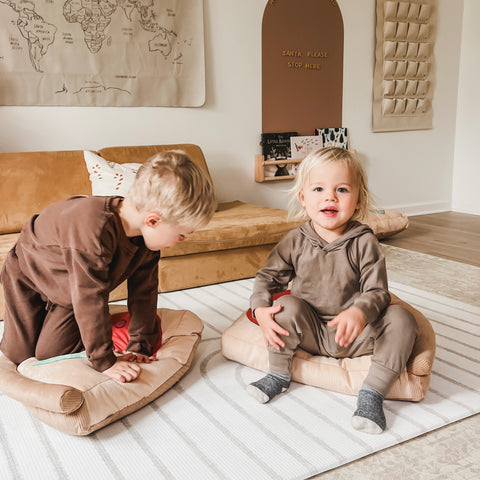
[254,155,303,183]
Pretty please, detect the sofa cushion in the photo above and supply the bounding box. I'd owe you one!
[98,143,211,177]
[160,204,407,258]
[221,293,435,402]
[0,151,92,235]
[161,201,302,257]
[157,244,277,293]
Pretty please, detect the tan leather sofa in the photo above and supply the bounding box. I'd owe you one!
[0,144,301,319]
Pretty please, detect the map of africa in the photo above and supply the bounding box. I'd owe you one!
[0,0,205,106]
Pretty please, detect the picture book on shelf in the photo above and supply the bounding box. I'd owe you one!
[261,132,297,160]
[290,135,323,159]
[315,128,349,149]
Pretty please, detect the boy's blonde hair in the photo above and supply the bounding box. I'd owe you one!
[288,147,371,222]
[127,150,217,228]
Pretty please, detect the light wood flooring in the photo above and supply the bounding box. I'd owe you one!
[381,211,480,267]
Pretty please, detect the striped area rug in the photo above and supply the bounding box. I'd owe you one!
[0,278,479,479]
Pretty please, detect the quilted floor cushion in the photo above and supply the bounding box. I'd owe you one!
[0,306,203,435]
[221,293,435,402]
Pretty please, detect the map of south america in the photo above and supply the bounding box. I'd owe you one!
[1,0,56,72]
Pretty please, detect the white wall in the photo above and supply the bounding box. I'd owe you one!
[341,0,462,215]
[0,0,465,215]
[452,0,480,215]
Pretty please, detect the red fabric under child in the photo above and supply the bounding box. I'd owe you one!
[111,312,162,359]
[246,290,291,324]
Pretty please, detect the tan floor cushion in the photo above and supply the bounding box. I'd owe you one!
[0,306,203,435]
[221,293,435,402]
[364,209,409,239]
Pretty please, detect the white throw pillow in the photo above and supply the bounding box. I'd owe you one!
[84,150,141,197]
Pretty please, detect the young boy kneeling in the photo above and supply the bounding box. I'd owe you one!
[0,151,216,383]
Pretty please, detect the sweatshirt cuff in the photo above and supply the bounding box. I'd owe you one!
[126,332,160,356]
[250,295,273,314]
[90,351,117,372]
[351,300,372,323]
[250,302,272,317]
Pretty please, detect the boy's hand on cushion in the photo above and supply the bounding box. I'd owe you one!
[103,356,141,383]
[327,307,366,347]
[254,305,289,351]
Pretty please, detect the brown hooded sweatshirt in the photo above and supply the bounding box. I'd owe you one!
[9,195,160,371]
[250,220,391,324]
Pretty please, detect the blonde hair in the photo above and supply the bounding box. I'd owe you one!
[127,150,217,229]
[288,147,371,222]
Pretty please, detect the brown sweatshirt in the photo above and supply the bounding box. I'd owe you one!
[15,195,160,371]
[250,220,391,324]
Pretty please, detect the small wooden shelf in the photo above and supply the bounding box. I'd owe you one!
[255,155,303,182]
[255,149,357,183]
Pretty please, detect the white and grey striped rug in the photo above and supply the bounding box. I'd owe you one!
[0,278,479,480]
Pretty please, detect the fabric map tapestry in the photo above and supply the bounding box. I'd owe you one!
[0,0,205,106]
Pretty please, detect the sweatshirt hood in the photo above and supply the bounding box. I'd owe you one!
[299,220,373,252]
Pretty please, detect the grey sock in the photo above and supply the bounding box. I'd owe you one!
[351,385,386,434]
[246,373,290,403]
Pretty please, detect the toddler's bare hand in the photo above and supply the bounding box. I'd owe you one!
[254,305,289,351]
[327,307,366,347]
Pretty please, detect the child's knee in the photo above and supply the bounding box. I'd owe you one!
[273,294,306,327]
[386,304,417,340]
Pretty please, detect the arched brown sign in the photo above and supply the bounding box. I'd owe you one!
[262,0,344,135]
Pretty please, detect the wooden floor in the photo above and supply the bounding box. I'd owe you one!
[381,211,480,267]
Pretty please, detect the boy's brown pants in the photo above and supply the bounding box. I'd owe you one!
[0,248,83,365]
[268,294,418,396]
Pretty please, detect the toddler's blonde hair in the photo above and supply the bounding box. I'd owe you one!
[288,147,371,222]
[127,150,217,229]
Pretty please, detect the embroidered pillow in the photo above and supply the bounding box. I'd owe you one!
[84,150,141,197]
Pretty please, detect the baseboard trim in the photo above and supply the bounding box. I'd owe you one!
[384,201,451,216]
[451,207,480,216]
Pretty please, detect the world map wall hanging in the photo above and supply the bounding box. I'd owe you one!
[0,0,205,107]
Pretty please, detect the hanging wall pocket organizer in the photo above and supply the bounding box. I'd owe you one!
[372,0,436,132]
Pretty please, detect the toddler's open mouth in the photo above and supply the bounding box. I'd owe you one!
[321,208,338,216]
